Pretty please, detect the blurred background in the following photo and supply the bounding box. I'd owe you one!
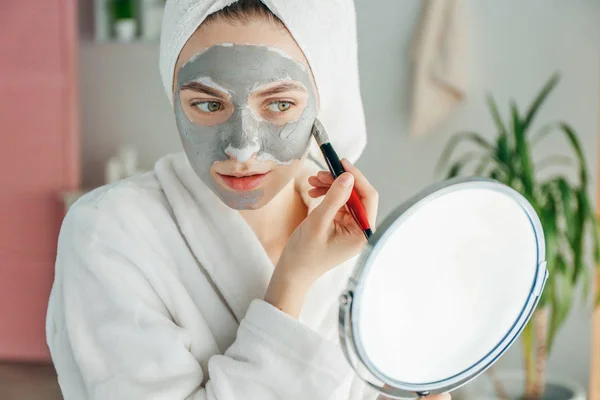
[1,0,599,399]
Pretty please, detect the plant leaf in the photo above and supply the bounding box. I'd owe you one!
[496,133,512,166]
[547,264,572,354]
[585,214,600,305]
[523,73,560,131]
[540,201,558,279]
[557,123,589,186]
[531,122,557,147]
[571,189,589,284]
[490,169,503,181]
[487,94,508,137]
[474,155,491,176]
[588,209,600,265]
[474,158,511,181]
[510,100,535,199]
[435,132,494,176]
[555,178,576,244]
[596,268,600,306]
[587,211,600,306]
[529,123,587,179]
[446,151,481,178]
[488,95,516,180]
[572,190,600,305]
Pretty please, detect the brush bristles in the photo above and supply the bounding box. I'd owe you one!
[311,118,330,145]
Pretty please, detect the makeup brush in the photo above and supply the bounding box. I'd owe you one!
[311,119,373,240]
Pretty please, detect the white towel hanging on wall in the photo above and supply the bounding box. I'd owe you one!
[409,0,469,137]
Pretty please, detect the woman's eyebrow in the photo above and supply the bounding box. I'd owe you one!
[180,81,230,100]
[254,82,307,97]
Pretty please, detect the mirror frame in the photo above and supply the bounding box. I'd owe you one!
[338,177,548,399]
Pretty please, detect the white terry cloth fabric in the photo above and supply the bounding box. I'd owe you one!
[46,153,378,400]
[159,0,367,165]
[409,0,469,137]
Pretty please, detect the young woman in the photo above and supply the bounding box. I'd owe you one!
[46,0,449,399]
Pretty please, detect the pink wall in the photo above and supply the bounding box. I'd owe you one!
[0,0,79,361]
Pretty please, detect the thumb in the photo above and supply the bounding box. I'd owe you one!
[312,173,354,223]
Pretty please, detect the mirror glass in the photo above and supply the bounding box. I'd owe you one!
[341,178,547,397]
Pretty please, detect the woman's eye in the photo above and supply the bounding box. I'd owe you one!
[195,101,223,112]
[267,101,292,113]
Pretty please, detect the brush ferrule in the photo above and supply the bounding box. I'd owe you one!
[311,118,330,145]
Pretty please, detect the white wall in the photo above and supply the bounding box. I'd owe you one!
[79,42,179,186]
[79,0,600,390]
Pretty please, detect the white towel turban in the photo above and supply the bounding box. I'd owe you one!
[159,0,367,164]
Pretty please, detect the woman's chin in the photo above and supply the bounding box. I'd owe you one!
[223,195,269,211]
[211,183,269,210]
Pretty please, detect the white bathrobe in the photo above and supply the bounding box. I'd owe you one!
[46,153,378,400]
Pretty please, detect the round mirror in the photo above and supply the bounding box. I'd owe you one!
[339,177,547,399]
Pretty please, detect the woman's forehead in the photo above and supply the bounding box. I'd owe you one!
[174,18,311,83]
[177,44,313,94]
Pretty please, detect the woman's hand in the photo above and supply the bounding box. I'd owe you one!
[264,159,378,317]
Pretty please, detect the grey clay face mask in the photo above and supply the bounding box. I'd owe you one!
[174,44,317,209]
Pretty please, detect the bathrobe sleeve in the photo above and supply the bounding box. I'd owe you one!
[46,187,353,400]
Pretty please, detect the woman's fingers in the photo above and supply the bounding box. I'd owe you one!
[309,162,378,229]
[310,173,354,224]
[308,187,328,198]
[308,172,335,188]
[340,159,378,225]
[308,175,330,188]
[317,170,335,184]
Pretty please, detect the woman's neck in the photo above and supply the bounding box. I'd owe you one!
[239,177,307,265]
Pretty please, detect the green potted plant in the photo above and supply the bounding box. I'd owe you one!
[111,0,137,41]
[436,73,600,400]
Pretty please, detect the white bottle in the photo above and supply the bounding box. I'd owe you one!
[105,157,122,184]
[114,18,137,42]
[119,146,139,178]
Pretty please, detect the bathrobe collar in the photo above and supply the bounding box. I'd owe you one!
[155,153,321,323]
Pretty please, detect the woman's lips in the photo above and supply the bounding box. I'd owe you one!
[219,172,270,191]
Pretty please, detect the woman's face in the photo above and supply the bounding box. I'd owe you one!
[173,18,318,210]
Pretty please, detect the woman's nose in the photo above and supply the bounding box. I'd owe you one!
[225,143,259,162]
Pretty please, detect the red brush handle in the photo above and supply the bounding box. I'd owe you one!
[347,189,371,231]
